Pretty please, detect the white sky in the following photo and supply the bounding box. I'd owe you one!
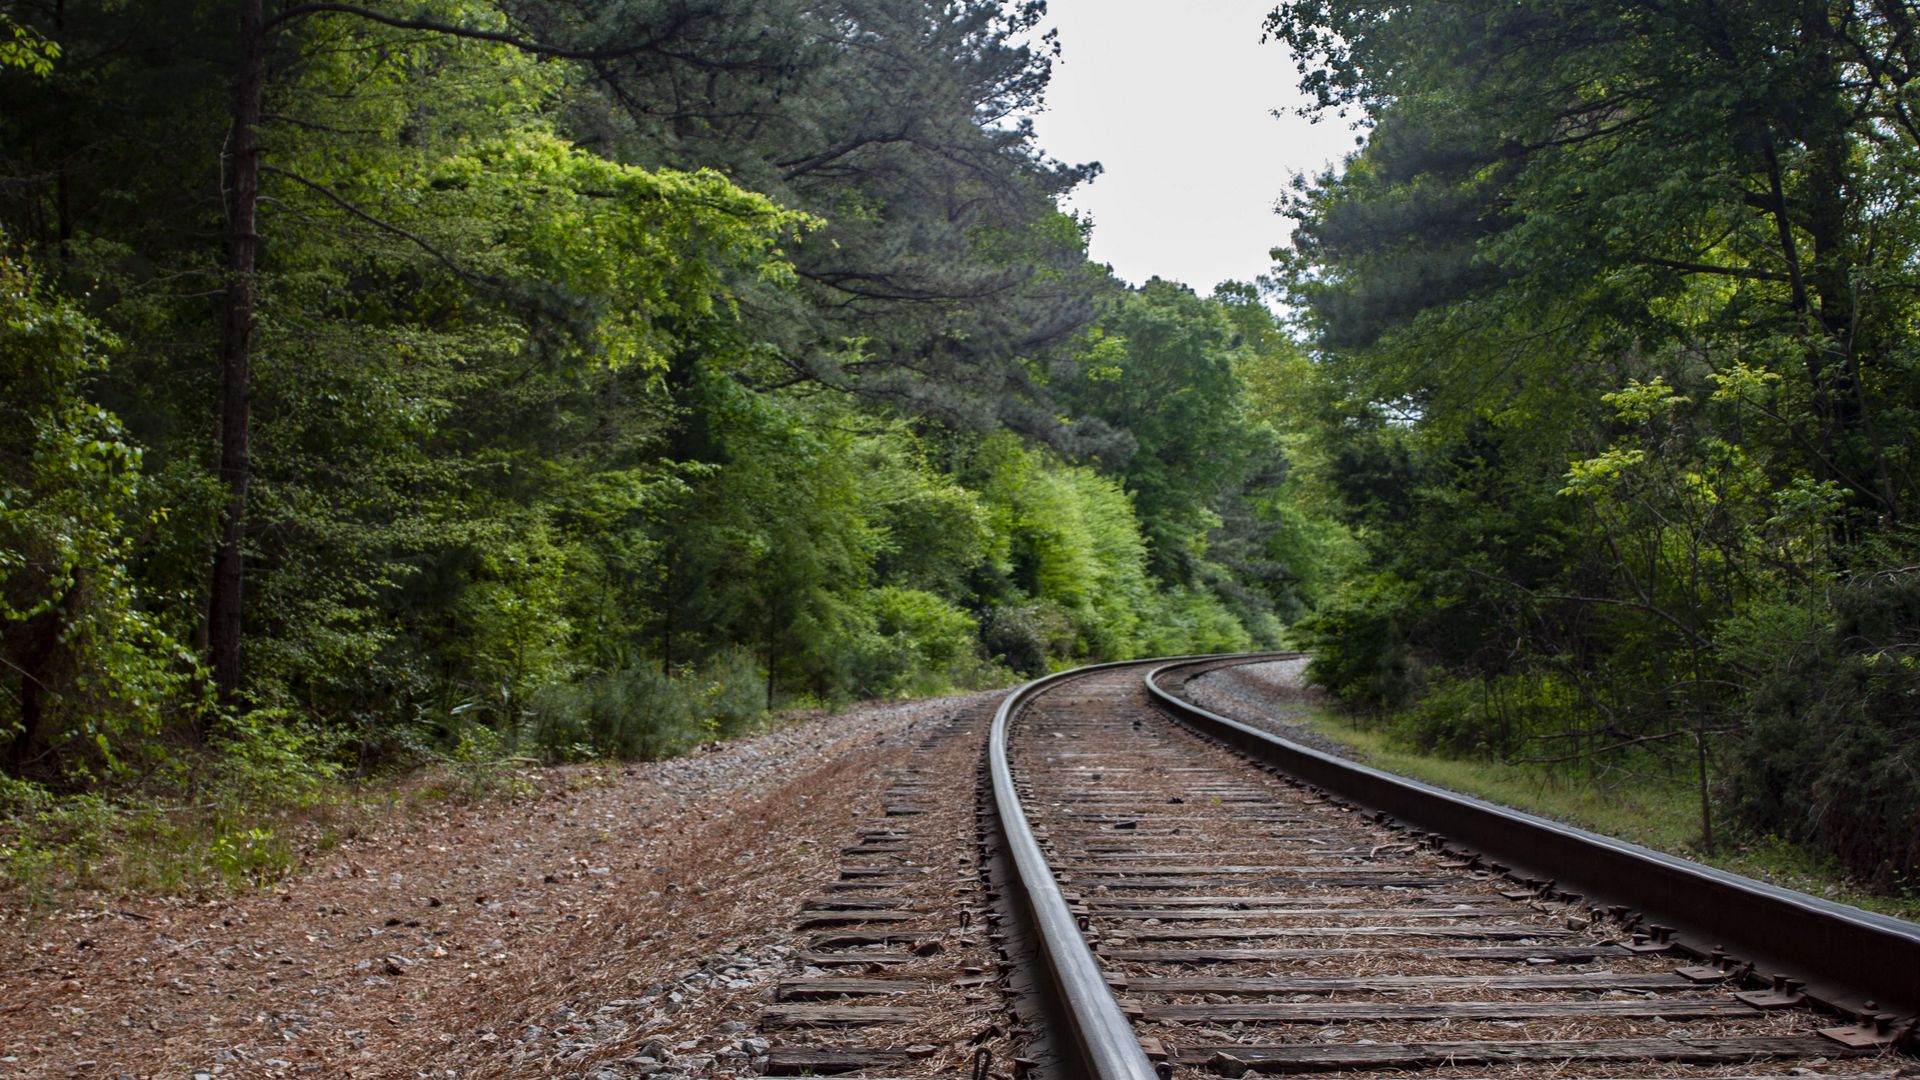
[1028,0,1362,295]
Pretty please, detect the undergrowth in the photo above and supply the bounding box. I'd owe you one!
[0,754,531,909]
[0,654,796,910]
[0,647,1004,911]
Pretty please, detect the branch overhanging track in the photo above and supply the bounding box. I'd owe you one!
[990,653,1919,1080]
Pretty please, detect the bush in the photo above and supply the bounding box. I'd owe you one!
[1393,670,1578,760]
[1,249,202,782]
[1138,585,1258,657]
[694,646,768,738]
[521,650,769,762]
[525,664,691,761]
[209,709,343,808]
[0,777,104,903]
[1726,570,1920,891]
[1,769,306,899]
[980,600,1071,677]
[849,587,983,696]
[1294,573,1422,708]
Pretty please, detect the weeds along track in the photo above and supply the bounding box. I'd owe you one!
[994,657,1919,1080]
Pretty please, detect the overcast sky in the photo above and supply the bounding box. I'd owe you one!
[1027,0,1361,296]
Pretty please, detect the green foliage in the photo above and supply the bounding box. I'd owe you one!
[206,709,343,812]
[0,779,111,903]
[850,587,986,697]
[972,433,1152,660]
[1727,568,1920,891]
[205,827,295,889]
[977,601,1072,678]
[1254,496,1361,618]
[561,0,1103,433]
[1,751,325,899]
[0,0,1307,905]
[1268,0,1920,884]
[1057,280,1255,581]
[523,649,769,763]
[1138,586,1260,657]
[448,517,582,729]
[1294,573,1422,709]
[1393,671,1581,761]
[0,14,58,76]
[0,247,203,780]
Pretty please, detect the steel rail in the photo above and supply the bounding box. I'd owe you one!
[988,660,1166,1080]
[1145,655,1920,1023]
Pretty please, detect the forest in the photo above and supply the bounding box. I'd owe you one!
[1266,0,1920,895]
[0,0,1322,890]
[4,0,1919,906]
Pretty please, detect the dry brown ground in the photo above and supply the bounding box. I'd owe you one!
[0,693,999,1080]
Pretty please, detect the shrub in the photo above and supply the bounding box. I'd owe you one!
[1726,569,1920,891]
[979,600,1071,677]
[1294,573,1422,708]
[1393,670,1578,760]
[1138,586,1258,657]
[1,249,202,782]
[208,709,343,808]
[521,650,769,762]
[849,587,983,696]
[697,646,769,738]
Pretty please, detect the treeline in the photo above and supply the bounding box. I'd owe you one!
[0,0,1311,820]
[1267,0,1920,891]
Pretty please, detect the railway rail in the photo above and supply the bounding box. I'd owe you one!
[988,654,1920,1080]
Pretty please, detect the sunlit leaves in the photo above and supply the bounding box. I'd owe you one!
[0,16,58,77]
[1,250,203,771]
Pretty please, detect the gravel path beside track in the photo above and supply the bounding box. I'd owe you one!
[1174,658,1359,761]
[0,692,999,1079]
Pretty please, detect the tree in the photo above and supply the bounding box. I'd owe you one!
[1,0,824,708]
[1266,0,1920,871]
[1054,279,1255,581]
[1268,0,1920,521]
[1,247,199,777]
[0,0,1292,796]
[563,0,1107,439]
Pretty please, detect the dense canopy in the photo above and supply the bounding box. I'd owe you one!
[0,0,1304,854]
[1267,0,1920,887]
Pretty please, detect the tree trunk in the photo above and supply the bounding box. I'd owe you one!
[208,0,265,710]
[765,602,778,710]
[1694,726,1714,855]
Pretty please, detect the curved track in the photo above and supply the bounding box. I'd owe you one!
[991,655,1919,1080]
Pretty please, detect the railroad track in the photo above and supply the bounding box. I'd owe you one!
[991,655,1920,1080]
[753,654,1918,1080]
